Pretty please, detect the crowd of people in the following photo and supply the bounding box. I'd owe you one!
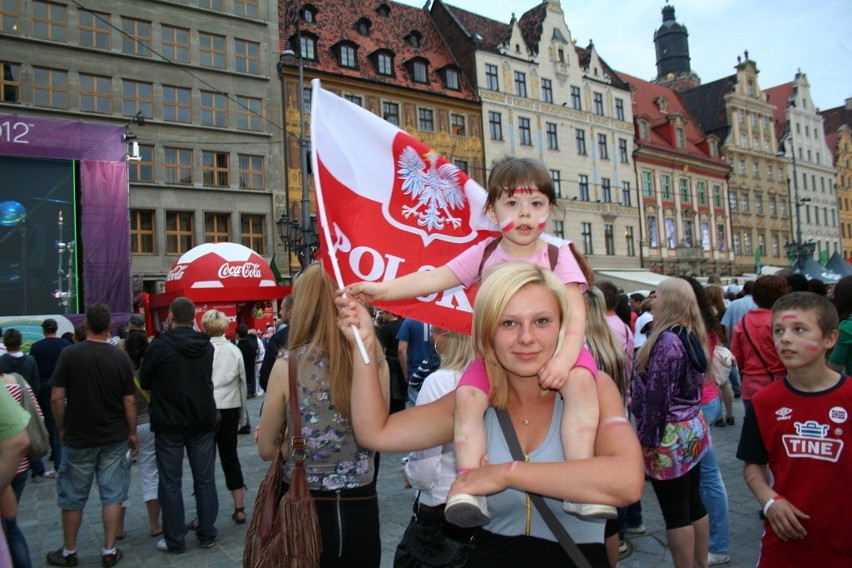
[0,157,850,567]
[0,297,291,567]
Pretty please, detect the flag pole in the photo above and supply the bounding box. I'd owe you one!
[310,78,370,364]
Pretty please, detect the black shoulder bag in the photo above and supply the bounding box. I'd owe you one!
[494,409,592,568]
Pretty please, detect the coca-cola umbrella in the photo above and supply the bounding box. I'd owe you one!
[147,242,287,330]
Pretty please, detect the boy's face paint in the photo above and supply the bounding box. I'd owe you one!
[771,308,835,370]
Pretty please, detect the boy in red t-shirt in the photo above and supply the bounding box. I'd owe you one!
[736,292,851,566]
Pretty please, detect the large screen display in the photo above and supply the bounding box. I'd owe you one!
[0,156,79,315]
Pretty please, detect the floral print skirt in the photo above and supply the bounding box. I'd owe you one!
[643,414,710,480]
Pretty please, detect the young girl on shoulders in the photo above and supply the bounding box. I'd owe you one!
[348,157,614,525]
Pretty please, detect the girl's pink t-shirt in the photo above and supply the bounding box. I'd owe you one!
[446,237,588,290]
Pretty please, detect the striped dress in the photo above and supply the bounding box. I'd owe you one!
[2,379,42,475]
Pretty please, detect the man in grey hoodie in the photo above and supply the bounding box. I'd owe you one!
[139,297,218,554]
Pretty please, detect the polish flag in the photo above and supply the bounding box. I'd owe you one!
[310,79,499,334]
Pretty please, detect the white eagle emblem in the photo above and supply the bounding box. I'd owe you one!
[396,147,465,232]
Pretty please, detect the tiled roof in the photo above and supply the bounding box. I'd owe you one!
[821,104,852,135]
[763,82,793,139]
[820,104,852,161]
[280,0,477,100]
[439,2,511,52]
[679,75,737,143]
[618,71,727,167]
[517,2,547,55]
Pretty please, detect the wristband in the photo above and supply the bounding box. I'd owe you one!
[763,495,785,517]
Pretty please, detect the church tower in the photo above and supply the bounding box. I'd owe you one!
[653,4,700,91]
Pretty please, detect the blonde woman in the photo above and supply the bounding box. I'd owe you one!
[338,262,642,567]
[583,287,627,397]
[630,278,710,568]
[200,310,247,526]
[256,264,388,567]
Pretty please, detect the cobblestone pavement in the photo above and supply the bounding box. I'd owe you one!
[19,396,762,567]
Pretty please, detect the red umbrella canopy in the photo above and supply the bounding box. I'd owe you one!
[165,242,278,294]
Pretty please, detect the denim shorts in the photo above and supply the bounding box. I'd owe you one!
[57,441,131,509]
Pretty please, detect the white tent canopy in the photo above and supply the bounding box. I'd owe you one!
[594,270,670,295]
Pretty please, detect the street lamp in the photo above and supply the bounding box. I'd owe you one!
[276,7,316,271]
[777,109,813,272]
[276,211,318,269]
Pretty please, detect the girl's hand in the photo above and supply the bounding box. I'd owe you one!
[346,281,385,303]
[538,357,571,390]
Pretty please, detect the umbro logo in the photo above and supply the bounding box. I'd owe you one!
[776,407,793,421]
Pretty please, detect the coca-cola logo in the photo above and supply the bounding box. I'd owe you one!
[217,262,262,280]
[166,264,189,281]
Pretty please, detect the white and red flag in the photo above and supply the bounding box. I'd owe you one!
[310,79,499,334]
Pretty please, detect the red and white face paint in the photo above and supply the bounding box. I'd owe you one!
[489,189,553,247]
[499,217,515,233]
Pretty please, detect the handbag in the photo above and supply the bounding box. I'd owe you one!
[10,372,50,461]
[243,354,322,568]
[393,496,473,568]
[495,408,593,568]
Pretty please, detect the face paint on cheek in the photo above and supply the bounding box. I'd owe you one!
[499,218,515,233]
[804,340,821,351]
[537,217,548,230]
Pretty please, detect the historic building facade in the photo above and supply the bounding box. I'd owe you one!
[277,0,482,274]
[430,0,641,270]
[621,72,732,276]
[765,72,839,263]
[0,0,285,295]
[822,99,852,261]
[680,57,792,274]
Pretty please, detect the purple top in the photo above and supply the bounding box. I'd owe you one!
[630,331,704,447]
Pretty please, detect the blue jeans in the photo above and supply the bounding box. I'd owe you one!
[700,397,730,555]
[616,500,643,538]
[156,431,218,550]
[728,365,741,396]
[57,442,131,509]
[3,472,32,568]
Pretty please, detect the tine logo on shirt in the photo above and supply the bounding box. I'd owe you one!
[782,420,844,463]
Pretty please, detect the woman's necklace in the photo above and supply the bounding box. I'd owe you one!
[519,389,550,426]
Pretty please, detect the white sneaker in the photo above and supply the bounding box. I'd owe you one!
[562,501,618,519]
[444,493,490,528]
[255,388,264,397]
[708,552,730,565]
[43,469,58,479]
[626,522,646,534]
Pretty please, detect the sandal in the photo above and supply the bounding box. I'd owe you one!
[186,518,200,531]
[232,507,246,524]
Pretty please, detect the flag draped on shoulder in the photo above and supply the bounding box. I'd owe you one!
[310,79,498,334]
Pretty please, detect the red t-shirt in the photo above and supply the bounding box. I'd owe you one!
[737,376,852,566]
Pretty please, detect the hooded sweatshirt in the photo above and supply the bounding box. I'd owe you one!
[0,352,40,393]
[139,326,217,435]
[631,326,707,447]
